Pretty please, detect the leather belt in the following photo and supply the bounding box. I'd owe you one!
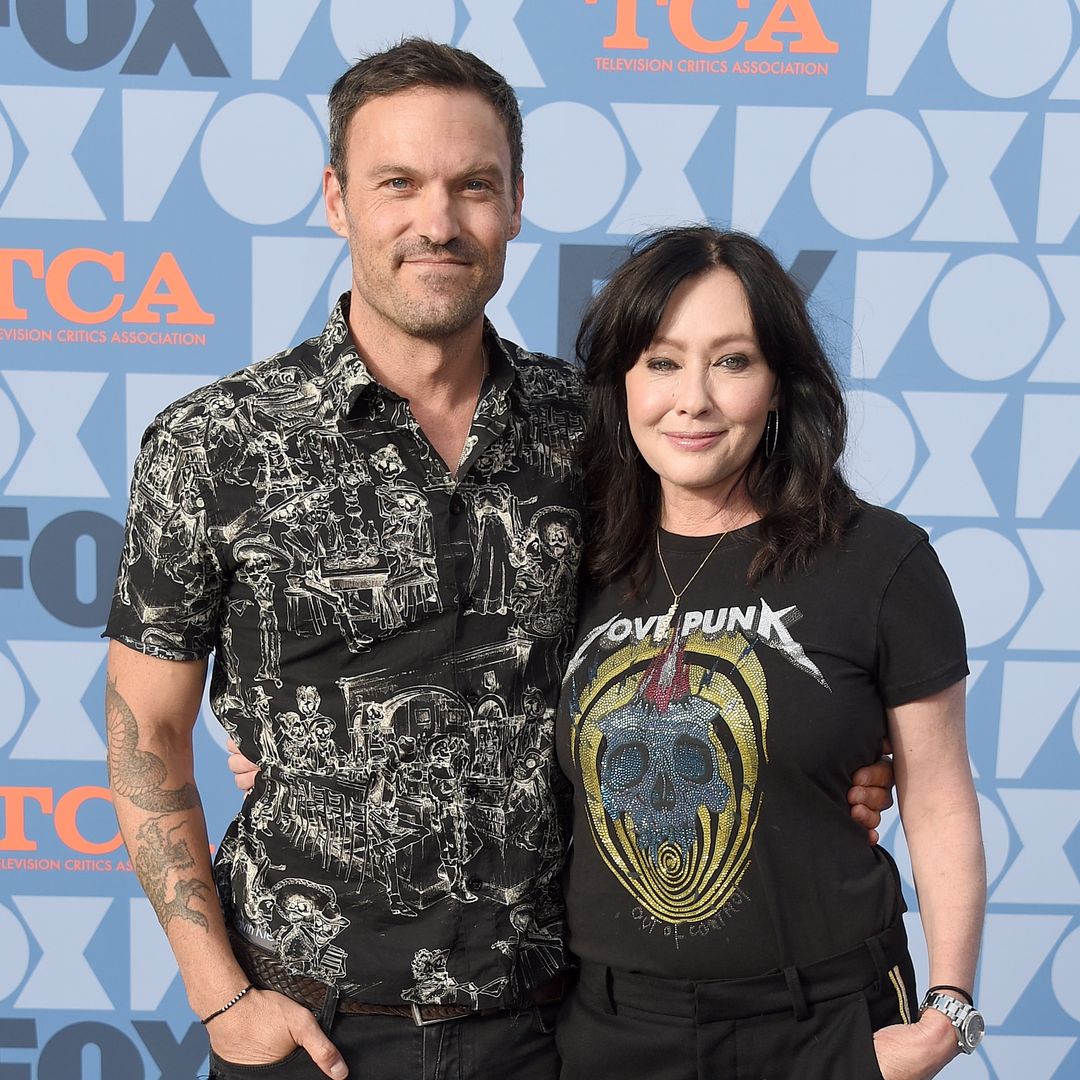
[230,931,566,1027]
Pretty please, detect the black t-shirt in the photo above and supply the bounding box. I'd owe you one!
[556,503,967,980]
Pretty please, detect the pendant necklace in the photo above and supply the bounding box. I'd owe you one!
[655,528,729,627]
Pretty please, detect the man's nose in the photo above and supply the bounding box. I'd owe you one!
[414,186,459,246]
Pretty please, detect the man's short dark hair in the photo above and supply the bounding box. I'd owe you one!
[328,37,523,192]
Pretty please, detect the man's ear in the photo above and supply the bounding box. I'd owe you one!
[508,173,524,240]
[324,166,347,236]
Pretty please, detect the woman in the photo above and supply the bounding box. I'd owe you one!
[555,226,984,1080]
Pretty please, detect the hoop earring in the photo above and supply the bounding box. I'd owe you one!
[615,421,634,465]
[764,410,779,459]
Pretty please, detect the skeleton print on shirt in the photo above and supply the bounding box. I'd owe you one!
[562,601,826,928]
[107,296,585,1005]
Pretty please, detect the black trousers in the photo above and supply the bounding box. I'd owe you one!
[207,1002,561,1080]
[556,922,917,1080]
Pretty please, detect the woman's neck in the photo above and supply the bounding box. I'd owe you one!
[659,486,761,537]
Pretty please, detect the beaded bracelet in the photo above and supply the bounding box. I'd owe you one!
[926,984,974,1006]
[200,983,255,1026]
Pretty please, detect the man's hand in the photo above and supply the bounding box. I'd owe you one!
[207,987,348,1079]
[226,737,260,793]
[848,741,895,845]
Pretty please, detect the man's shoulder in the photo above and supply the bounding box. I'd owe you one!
[149,336,322,438]
[499,336,586,408]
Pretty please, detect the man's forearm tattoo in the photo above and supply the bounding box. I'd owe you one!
[135,816,211,932]
[105,675,201,813]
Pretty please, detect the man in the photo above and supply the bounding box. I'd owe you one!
[105,39,891,1080]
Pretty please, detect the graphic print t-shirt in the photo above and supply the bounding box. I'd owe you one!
[556,504,968,980]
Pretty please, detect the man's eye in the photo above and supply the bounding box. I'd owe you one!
[464,179,490,192]
[387,178,410,190]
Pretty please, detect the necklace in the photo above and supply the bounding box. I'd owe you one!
[656,529,729,626]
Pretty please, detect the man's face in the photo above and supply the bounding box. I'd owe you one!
[323,87,523,344]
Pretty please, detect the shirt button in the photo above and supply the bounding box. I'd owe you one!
[466,877,483,891]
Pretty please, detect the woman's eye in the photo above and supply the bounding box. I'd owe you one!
[717,354,749,370]
[646,357,676,372]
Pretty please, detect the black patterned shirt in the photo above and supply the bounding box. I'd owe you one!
[105,295,586,1007]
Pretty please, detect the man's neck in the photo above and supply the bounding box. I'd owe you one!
[348,306,489,476]
[348,308,487,407]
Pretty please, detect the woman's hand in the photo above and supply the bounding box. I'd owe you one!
[225,736,260,793]
[873,1010,960,1080]
[206,986,348,1078]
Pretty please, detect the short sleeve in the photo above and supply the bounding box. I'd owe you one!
[103,421,225,661]
[876,539,968,707]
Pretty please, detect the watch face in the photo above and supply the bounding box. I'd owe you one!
[960,1010,986,1052]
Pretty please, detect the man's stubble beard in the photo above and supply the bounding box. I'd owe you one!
[355,238,507,341]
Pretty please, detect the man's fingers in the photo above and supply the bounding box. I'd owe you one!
[850,758,896,800]
[850,757,891,786]
[849,802,881,828]
[290,1010,348,1079]
[847,784,892,813]
[849,802,883,846]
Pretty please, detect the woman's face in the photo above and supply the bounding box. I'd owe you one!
[624,267,777,522]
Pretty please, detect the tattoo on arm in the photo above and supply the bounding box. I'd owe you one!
[135,816,212,933]
[105,675,201,813]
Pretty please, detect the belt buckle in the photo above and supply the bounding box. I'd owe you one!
[410,1003,461,1027]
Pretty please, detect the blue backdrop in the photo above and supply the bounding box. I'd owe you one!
[1,2,1079,1077]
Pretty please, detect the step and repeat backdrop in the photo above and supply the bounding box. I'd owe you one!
[1,2,1079,1077]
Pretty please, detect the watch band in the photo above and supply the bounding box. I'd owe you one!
[920,990,985,1054]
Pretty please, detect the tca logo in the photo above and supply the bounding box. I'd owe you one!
[0,0,226,75]
[586,0,839,54]
[0,786,120,855]
[0,249,214,326]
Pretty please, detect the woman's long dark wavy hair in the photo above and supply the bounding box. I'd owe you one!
[577,225,857,591]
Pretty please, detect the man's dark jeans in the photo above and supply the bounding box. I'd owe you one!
[207,1002,560,1080]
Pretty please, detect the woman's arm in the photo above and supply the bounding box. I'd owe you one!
[873,679,986,1080]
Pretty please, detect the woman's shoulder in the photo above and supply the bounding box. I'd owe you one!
[794,500,935,592]
[841,499,930,558]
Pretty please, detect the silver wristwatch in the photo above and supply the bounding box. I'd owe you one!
[919,990,985,1054]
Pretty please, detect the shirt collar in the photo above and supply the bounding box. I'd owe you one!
[304,294,376,421]
[309,293,524,421]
